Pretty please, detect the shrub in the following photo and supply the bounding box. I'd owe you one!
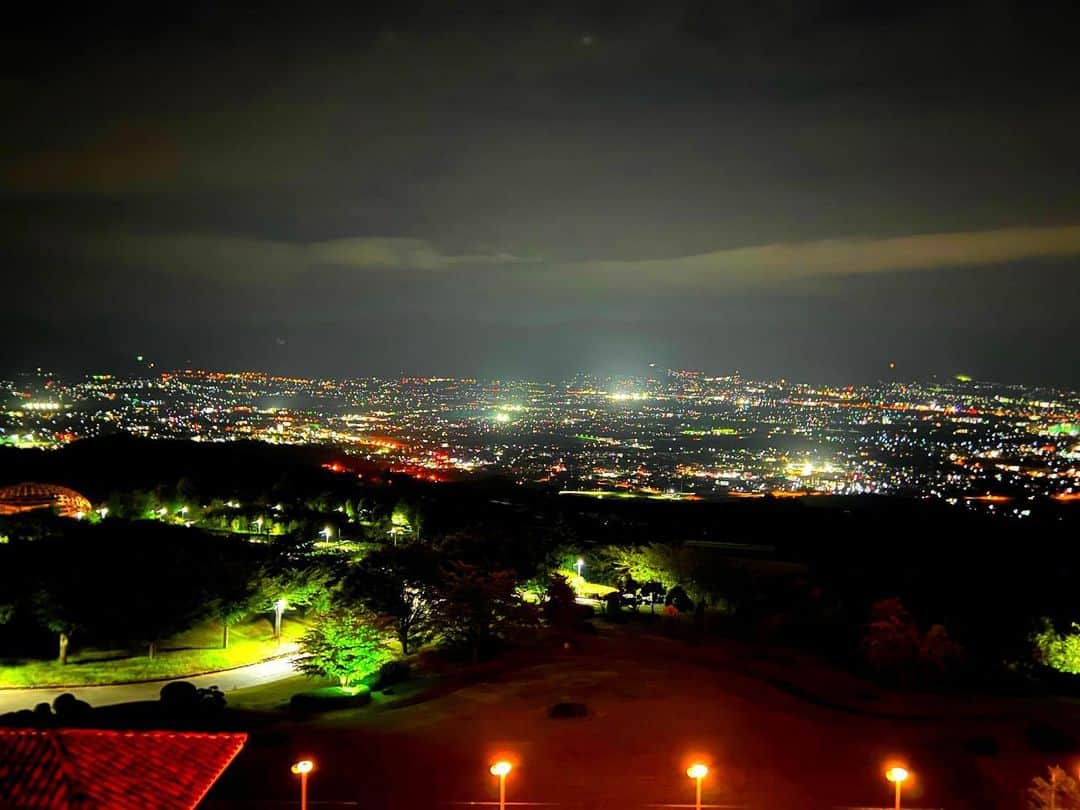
[665,586,694,613]
[1033,620,1080,674]
[362,660,411,691]
[290,685,372,711]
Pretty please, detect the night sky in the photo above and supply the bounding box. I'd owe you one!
[4,1,1080,384]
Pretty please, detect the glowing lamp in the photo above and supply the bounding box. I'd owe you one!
[490,761,512,777]
[687,763,709,780]
[886,767,909,783]
[291,760,314,775]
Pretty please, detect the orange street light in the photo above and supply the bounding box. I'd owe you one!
[291,760,314,810]
[490,761,512,810]
[686,763,709,810]
[885,766,909,810]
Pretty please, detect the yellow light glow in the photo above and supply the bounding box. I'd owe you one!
[687,763,709,780]
[291,760,314,775]
[490,761,512,777]
[886,766,909,783]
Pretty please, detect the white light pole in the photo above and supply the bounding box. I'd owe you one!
[686,763,708,810]
[274,598,287,642]
[490,761,512,810]
[575,558,585,578]
[886,766,909,810]
[291,760,313,810]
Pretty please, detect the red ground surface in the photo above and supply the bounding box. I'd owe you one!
[206,626,1080,810]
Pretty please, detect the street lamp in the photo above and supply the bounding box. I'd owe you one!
[575,558,585,578]
[686,763,708,810]
[291,759,314,810]
[97,507,108,519]
[886,766,909,810]
[320,526,333,541]
[274,598,287,642]
[490,761,512,810]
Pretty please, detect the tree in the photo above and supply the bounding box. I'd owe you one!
[543,574,579,630]
[295,609,394,688]
[32,591,82,665]
[434,561,537,662]
[345,544,440,654]
[30,536,105,664]
[1033,620,1080,674]
[640,581,666,614]
[1028,765,1080,809]
[919,623,965,676]
[119,536,217,659]
[601,544,682,589]
[258,559,337,640]
[209,549,268,649]
[862,598,920,675]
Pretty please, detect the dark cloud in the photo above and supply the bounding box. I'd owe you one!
[2,1,1079,383]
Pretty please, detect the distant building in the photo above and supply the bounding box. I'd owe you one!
[0,483,92,518]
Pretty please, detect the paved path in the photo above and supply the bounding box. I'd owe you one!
[0,651,299,715]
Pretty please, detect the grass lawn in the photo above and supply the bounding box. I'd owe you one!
[0,617,308,688]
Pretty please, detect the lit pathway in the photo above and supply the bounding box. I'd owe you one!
[0,648,299,715]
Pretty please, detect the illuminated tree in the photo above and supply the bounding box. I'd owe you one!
[1033,620,1080,674]
[601,544,681,589]
[1027,765,1080,809]
[295,609,394,688]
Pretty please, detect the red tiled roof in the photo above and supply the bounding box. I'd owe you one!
[0,729,247,809]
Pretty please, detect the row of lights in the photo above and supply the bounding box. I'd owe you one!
[289,759,913,810]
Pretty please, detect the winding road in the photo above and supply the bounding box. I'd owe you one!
[0,652,299,715]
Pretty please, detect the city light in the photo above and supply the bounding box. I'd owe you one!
[3,369,1075,511]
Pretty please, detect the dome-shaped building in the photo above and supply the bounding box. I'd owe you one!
[0,482,92,518]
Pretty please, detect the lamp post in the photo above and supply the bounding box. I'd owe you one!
[320,526,333,541]
[274,598,287,642]
[575,558,585,578]
[291,760,313,810]
[490,761,512,810]
[686,763,708,810]
[886,766,909,810]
